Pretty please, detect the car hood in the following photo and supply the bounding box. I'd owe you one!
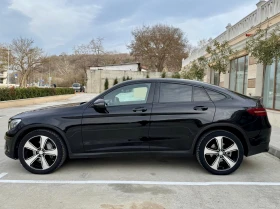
[11,102,85,119]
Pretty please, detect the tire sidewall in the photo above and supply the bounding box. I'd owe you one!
[197,130,244,175]
[18,130,64,174]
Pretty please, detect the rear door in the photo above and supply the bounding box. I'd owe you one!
[148,82,216,151]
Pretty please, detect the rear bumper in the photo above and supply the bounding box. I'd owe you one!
[247,126,271,156]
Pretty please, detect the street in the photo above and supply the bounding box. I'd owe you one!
[0,94,280,209]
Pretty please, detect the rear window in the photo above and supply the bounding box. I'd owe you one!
[159,83,192,103]
[206,89,227,101]
[193,87,210,102]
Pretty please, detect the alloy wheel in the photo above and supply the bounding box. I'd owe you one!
[204,136,239,171]
[23,135,58,170]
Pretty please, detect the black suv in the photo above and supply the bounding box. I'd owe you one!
[5,79,271,175]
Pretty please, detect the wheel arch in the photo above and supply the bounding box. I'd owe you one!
[192,123,249,156]
[13,125,72,159]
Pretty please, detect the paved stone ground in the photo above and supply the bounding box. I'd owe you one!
[0,93,279,209]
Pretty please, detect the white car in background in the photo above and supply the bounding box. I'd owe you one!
[72,83,81,92]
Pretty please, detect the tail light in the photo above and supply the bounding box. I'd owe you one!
[247,107,267,116]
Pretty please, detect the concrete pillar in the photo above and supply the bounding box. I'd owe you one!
[256,0,266,24]
[255,64,264,97]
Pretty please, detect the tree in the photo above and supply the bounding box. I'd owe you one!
[206,40,233,84]
[10,38,44,87]
[246,26,280,67]
[73,38,104,84]
[128,24,189,72]
[126,76,130,80]
[104,78,109,90]
[113,78,118,85]
[122,76,126,81]
[183,56,207,80]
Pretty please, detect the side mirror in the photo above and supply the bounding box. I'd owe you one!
[93,99,107,113]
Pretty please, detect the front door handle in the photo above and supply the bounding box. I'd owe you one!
[133,107,147,112]
[194,106,208,111]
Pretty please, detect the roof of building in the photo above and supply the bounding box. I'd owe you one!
[90,62,140,68]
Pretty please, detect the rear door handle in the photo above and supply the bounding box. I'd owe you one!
[133,107,147,112]
[194,106,208,111]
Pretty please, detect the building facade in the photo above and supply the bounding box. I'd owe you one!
[182,0,280,127]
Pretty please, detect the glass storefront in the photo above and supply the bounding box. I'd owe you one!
[229,55,248,95]
[263,60,280,110]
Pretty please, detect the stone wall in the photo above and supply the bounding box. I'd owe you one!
[87,70,168,93]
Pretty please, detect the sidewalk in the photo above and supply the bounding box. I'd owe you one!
[269,126,280,159]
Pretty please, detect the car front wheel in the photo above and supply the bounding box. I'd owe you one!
[18,129,67,174]
[196,130,244,175]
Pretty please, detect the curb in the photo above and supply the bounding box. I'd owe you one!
[0,94,75,108]
[268,145,280,159]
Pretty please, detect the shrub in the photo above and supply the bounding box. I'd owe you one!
[126,76,130,80]
[146,74,150,78]
[161,72,166,78]
[0,87,75,101]
[104,78,109,90]
[171,72,181,79]
[122,76,126,81]
[113,78,118,85]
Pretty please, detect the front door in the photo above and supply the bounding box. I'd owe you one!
[82,82,155,153]
[149,82,215,151]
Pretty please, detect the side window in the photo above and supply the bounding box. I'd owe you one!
[193,87,210,102]
[104,83,151,106]
[159,83,192,103]
[206,89,227,101]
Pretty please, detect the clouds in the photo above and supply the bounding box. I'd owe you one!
[8,0,101,49]
[0,0,259,54]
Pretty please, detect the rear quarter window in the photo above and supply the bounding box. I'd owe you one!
[206,89,227,101]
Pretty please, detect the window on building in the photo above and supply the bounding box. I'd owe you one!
[159,83,192,103]
[263,60,280,110]
[210,70,219,86]
[229,55,248,95]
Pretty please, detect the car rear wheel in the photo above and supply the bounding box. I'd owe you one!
[18,129,67,174]
[196,130,244,175]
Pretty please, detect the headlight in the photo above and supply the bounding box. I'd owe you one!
[8,119,21,130]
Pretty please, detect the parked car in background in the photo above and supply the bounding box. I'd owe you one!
[72,83,81,92]
[5,78,271,175]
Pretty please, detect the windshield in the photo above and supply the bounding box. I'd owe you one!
[72,83,80,87]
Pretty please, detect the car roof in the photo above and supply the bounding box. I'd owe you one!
[122,78,230,94]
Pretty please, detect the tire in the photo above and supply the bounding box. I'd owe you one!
[18,129,67,174]
[196,130,244,175]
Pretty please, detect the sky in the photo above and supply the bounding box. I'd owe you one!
[0,0,258,55]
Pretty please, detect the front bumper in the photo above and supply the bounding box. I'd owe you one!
[5,133,18,159]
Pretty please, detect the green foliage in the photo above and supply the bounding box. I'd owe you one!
[206,40,233,75]
[146,74,150,78]
[104,78,109,90]
[126,76,130,80]
[171,72,180,79]
[183,57,206,80]
[246,26,280,66]
[161,72,166,78]
[0,87,75,101]
[122,76,126,81]
[113,78,118,85]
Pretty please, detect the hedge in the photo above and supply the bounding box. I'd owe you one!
[0,87,75,101]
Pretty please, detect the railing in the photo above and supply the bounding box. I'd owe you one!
[182,0,280,67]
